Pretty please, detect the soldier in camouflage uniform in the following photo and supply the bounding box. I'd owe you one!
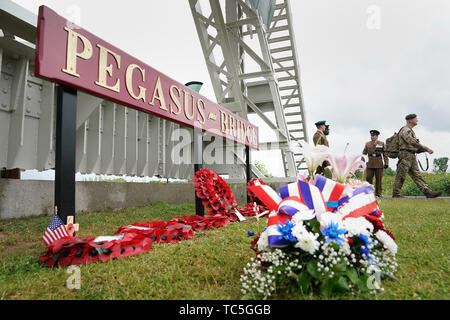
[392,114,443,198]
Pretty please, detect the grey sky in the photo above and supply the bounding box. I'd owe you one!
[10,0,450,177]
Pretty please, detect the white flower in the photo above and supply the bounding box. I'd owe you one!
[291,222,309,243]
[294,230,320,255]
[342,217,374,237]
[326,154,366,183]
[375,230,398,255]
[299,141,330,174]
[292,208,316,224]
[318,211,343,228]
[257,229,270,252]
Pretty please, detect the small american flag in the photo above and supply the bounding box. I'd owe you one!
[42,213,69,247]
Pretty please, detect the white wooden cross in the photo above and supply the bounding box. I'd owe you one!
[66,216,79,236]
[56,206,79,236]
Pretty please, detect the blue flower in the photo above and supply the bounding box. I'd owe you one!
[358,234,375,260]
[358,233,374,247]
[277,220,296,242]
[321,221,347,247]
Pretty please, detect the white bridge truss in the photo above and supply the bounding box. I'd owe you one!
[0,0,307,180]
[189,0,308,175]
[0,0,269,180]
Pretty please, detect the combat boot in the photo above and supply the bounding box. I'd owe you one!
[425,190,443,198]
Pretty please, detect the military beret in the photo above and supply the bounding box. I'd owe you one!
[325,124,330,129]
[370,130,380,136]
[405,114,417,120]
[315,120,326,126]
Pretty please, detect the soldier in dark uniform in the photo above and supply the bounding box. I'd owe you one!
[313,120,329,147]
[362,130,389,197]
[313,120,329,175]
[324,124,330,137]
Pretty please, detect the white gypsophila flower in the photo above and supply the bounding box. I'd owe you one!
[257,229,270,252]
[342,217,374,237]
[366,264,381,275]
[375,230,398,255]
[339,241,352,255]
[294,230,320,255]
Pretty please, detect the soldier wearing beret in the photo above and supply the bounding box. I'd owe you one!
[324,124,330,137]
[362,130,389,197]
[392,114,443,198]
[313,121,329,147]
[313,120,329,175]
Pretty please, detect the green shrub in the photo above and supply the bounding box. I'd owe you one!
[381,173,450,196]
[383,167,396,176]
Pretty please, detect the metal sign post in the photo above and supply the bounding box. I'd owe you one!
[246,145,251,203]
[193,128,204,216]
[54,85,77,224]
[186,81,205,216]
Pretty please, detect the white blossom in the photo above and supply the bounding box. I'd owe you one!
[375,230,398,255]
[256,229,270,252]
[342,217,373,237]
[294,230,320,255]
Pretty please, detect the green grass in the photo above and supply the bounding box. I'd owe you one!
[0,200,449,300]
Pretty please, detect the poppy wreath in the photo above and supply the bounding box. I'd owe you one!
[39,232,154,267]
[40,169,257,268]
[39,212,235,267]
[193,169,238,220]
[246,178,270,212]
[235,202,267,217]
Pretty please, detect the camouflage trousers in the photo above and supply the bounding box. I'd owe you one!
[393,151,431,195]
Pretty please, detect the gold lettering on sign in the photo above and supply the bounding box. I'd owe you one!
[95,44,121,93]
[234,118,241,139]
[169,85,182,115]
[220,110,228,134]
[149,76,168,111]
[62,27,93,77]
[246,125,253,144]
[125,64,146,102]
[196,99,206,124]
[183,90,195,120]
[229,114,235,138]
[241,122,247,142]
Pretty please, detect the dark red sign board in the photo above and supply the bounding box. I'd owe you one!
[35,6,259,149]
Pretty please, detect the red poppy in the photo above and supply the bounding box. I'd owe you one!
[365,215,385,233]
[250,236,260,251]
[70,247,90,266]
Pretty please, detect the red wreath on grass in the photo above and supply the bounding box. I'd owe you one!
[39,214,234,267]
[193,169,238,220]
[246,178,270,213]
[39,170,271,267]
[235,202,267,217]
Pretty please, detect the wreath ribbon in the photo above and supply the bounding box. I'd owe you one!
[247,176,380,248]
